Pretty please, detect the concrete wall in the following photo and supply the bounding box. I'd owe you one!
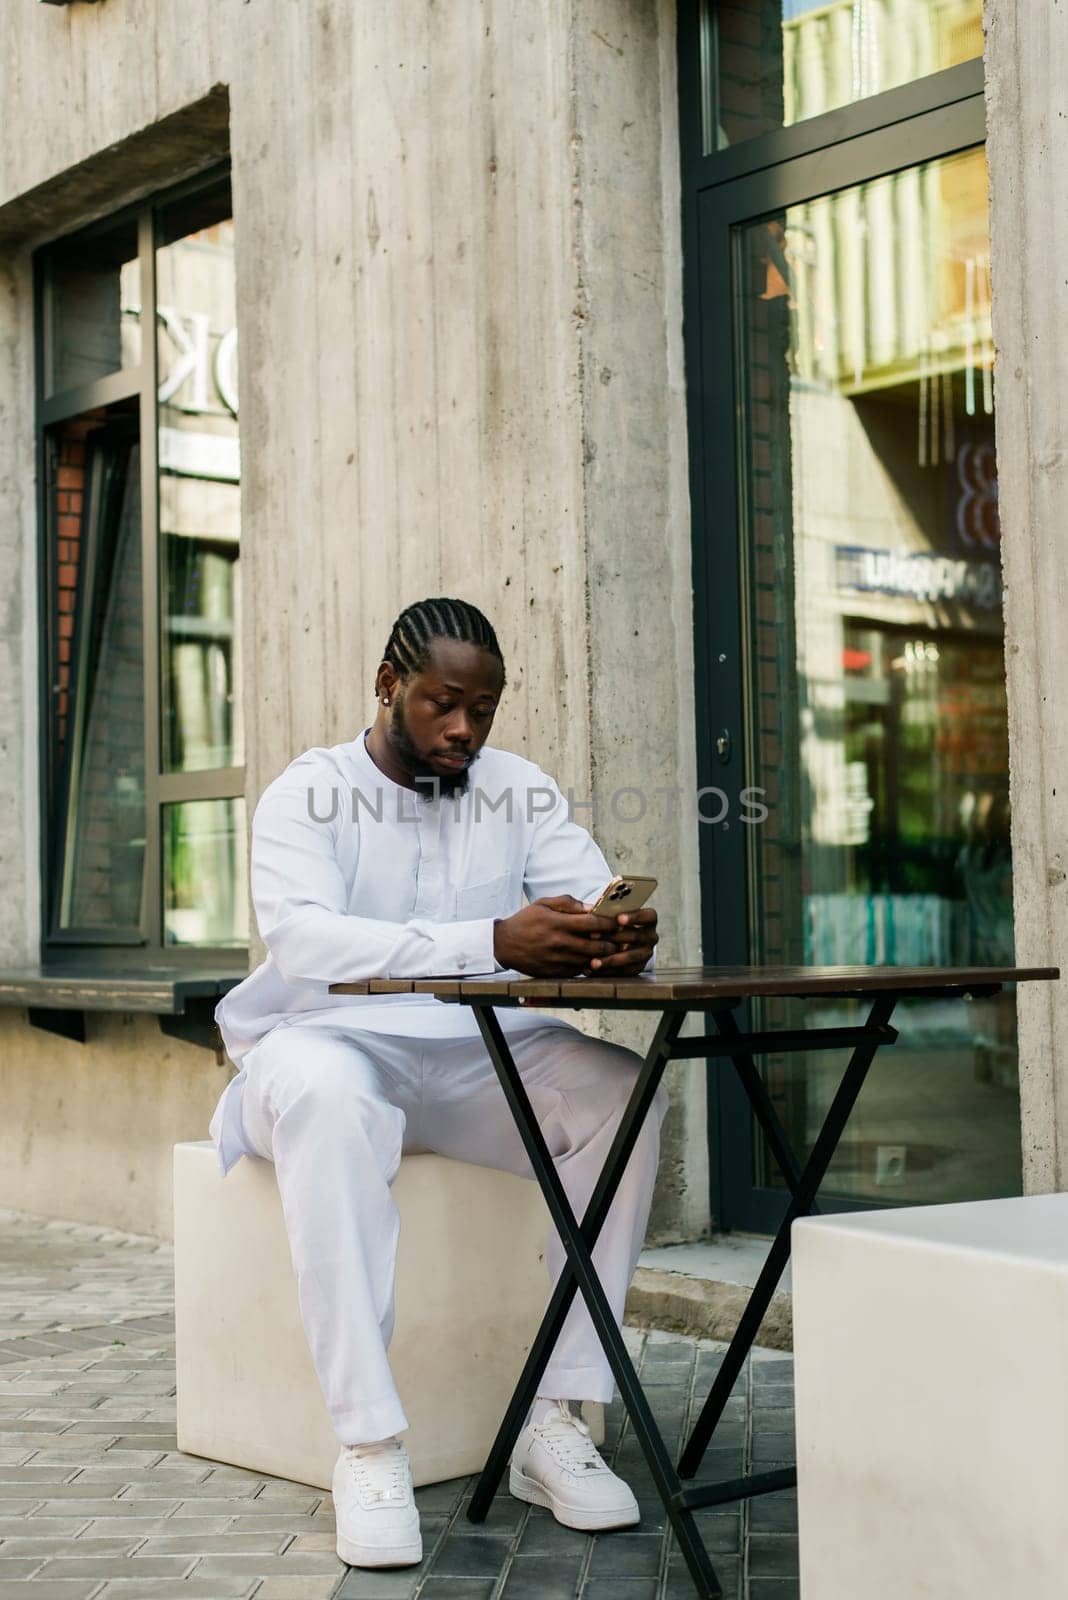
[0,0,706,1240]
[985,0,1068,1191]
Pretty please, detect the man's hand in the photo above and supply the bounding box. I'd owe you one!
[580,904,658,977]
[493,896,620,978]
[493,895,658,979]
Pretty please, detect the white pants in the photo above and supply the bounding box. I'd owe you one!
[238,1019,669,1446]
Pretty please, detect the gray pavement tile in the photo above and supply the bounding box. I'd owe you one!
[30,1499,181,1518]
[0,1515,90,1537]
[193,1551,345,1577]
[748,1491,797,1533]
[414,1479,467,1517]
[0,1584,106,1599]
[750,1362,793,1385]
[419,1582,496,1600]
[0,1539,137,1559]
[748,1583,800,1600]
[120,1478,263,1500]
[255,1580,342,1600]
[431,1533,516,1577]
[585,1531,661,1578]
[499,1552,584,1596]
[582,1582,659,1600]
[0,1557,47,1578]
[166,1494,321,1517]
[333,1563,420,1598]
[135,1531,291,1556]
[35,1556,195,1580]
[226,1514,335,1535]
[747,1532,799,1578]
[516,1510,588,1555]
[663,1553,740,1599]
[78,1516,230,1539]
[95,1583,255,1598]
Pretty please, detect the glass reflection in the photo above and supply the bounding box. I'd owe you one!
[156,195,242,774]
[710,0,983,152]
[736,147,1018,1203]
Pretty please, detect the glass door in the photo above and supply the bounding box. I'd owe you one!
[681,41,1010,1225]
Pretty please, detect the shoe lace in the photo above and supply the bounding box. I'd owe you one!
[344,1438,409,1504]
[536,1403,606,1473]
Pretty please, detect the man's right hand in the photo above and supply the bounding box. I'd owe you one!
[493,896,622,978]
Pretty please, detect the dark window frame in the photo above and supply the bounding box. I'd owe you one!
[677,1,990,1229]
[34,162,246,974]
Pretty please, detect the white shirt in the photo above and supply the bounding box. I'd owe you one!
[210,728,654,1171]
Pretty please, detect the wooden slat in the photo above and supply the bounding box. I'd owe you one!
[329,964,1060,1002]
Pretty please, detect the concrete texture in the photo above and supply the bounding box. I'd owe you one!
[629,1238,792,1352]
[0,0,705,1242]
[0,1205,799,1600]
[794,1195,1068,1599]
[985,0,1068,1189]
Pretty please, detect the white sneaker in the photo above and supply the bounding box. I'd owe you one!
[332,1438,422,1568]
[509,1402,640,1531]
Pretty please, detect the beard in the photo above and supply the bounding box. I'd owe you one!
[385,693,480,800]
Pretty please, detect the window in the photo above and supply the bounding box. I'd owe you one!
[37,168,247,963]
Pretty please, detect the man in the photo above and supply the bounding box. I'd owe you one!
[211,596,663,1570]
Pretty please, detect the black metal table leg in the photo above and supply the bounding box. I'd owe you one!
[678,993,898,1478]
[465,1002,725,1600]
[468,1005,686,1521]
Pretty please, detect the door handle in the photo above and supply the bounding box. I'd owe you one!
[715,729,732,765]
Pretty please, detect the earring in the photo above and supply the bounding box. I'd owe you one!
[382,697,390,706]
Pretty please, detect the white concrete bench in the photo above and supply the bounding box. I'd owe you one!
[174,1141,601,1490]
[793,1193,1068,1600]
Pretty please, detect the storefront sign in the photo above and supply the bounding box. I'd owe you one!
[835,545,1001,611]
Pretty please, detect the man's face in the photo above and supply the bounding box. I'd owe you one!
[384,637,504,798]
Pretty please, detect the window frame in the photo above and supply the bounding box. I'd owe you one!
[34,162,246,972]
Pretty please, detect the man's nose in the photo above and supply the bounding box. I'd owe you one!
[444,711,474,744]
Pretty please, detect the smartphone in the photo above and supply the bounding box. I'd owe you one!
[585,875,658,919]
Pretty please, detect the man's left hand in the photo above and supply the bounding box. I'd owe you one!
[580,906,658,977]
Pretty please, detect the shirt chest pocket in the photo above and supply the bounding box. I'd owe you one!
[454,871,513,921]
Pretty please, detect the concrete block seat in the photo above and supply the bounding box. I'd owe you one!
[793,1193,1068,1600]
[174,1141,601,1490]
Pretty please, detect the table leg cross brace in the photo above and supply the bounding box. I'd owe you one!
[466,992,900,1600]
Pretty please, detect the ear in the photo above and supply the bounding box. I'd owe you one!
[375,664,399,703]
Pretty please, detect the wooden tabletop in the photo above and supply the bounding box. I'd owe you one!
[329,963,1060,1007]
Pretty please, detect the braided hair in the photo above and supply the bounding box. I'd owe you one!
[379,597,506,689]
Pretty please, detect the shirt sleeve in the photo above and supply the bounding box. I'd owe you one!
[251,774,498,986]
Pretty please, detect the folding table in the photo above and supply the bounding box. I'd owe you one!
[330,963,1059,1599]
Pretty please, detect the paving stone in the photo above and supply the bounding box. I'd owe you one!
[419,1581,496,1600]
[194,1551,346,1577]
[35,1555,195,1580]
[583,1581,659,1600]
[79,1515,231,1539]
[135,1532,290,1556]
[748,1532,800,1577]
[500,1552,584,1595]
[432,1532,515,1577]
[333,1563,420,1598]
[255,1579,342,1599]
[30,1498,181,1517]
[95,1583,255,1598]
[0,1583,106,1599]
[0,1516,90,1538]
[586,1531,661,1577]
[0,1557,47,1578]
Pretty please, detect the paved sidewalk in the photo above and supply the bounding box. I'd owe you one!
[0,1209,799,1599]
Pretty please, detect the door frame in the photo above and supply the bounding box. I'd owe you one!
[676,1,988,1231]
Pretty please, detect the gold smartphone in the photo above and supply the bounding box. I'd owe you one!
[585,874,658,918]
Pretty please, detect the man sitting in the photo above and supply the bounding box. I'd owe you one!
[211,595,662,1569]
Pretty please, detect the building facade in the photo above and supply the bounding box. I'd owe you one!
[0,0,1062,1244]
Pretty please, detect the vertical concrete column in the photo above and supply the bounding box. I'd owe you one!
[570,0,706,1238]
[985,0,1068,1188]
